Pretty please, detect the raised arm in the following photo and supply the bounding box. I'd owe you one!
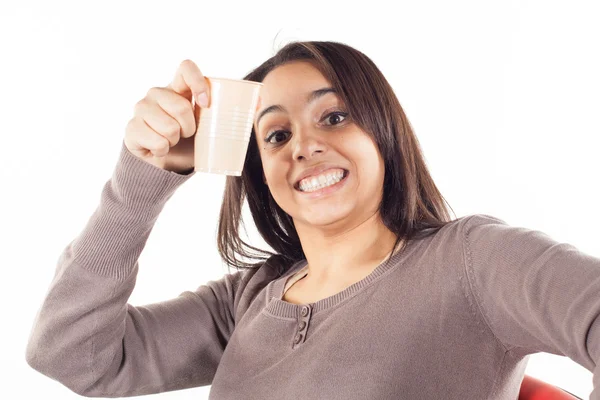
[25,141,247,397]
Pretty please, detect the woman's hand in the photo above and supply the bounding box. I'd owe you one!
[124,59,210,173]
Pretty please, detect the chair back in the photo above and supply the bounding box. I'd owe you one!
[519,375,582,400]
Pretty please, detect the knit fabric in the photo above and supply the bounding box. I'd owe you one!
[25,140,599,399]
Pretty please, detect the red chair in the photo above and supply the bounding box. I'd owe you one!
[519,375,583,399]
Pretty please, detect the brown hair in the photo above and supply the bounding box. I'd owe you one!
[217,40,457,277]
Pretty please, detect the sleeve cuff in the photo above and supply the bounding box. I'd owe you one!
[110,140,197,207]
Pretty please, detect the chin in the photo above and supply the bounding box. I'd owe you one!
[297,204,355,227]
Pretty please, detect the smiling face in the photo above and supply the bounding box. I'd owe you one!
[254,60,386,232]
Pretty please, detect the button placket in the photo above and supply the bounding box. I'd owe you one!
[292,305,312,348]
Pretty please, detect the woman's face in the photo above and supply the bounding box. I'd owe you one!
[254,60,386,230]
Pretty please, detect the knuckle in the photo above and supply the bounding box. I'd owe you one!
[157,136,170,149]
[146,86,162,97]
[125,117,134,130]
[149,136,166,151]
[125,117,140,134]
[164,120,181,138]
[160,139,174,154]
[180,59,194,68]
[133,99,147,114]
[172,99,191,117]
[184,119,196,136]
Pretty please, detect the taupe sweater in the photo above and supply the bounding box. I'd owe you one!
[25,140,600,399]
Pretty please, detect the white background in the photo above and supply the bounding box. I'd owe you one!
[1,0,598,398]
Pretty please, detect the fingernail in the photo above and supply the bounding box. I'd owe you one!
[197,92,209,108]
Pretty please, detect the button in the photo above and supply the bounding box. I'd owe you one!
[301,306,309,317]
[299,321,306,330]
[294,333,303,344]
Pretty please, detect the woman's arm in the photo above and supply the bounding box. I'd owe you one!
[25,141,244,397]
[462,214,600,398]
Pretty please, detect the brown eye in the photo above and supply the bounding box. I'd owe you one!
[265,130,289,144]
[323,112,348,126]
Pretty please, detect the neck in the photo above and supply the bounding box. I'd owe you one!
[294,212,401,288]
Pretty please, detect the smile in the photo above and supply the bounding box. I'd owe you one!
[295,170,349,198]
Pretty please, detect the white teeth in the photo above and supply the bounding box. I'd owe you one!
[299,170,346,192]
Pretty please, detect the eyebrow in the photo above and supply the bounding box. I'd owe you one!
[255,87,337,130]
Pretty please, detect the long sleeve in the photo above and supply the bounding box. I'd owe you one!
[463,214,600,398]
[25,141,245,397]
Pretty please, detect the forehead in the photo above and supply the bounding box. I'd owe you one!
[260,61,331,102]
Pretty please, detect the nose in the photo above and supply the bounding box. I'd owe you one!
[291,126,327,161]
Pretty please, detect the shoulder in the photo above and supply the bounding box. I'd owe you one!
[418,213,507,248]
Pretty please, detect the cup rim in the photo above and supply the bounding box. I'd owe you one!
[207,76,263,86]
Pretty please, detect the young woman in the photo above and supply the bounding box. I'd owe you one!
[25,41,599,399]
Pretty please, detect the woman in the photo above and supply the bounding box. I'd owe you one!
[25,41,599,399]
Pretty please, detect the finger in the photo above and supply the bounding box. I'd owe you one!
[137,102,184,147]
[125,118,171,158]
[143,88,196,138]
[167,59,210,107]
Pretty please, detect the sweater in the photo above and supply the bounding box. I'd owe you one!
[25,140,600,399]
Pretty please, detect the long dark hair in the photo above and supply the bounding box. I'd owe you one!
[217,40,457,278]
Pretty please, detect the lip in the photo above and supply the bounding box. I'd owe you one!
[294,164,348,188]
[295,170,350,199]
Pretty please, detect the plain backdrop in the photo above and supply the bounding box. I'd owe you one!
[1,0,598,398]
